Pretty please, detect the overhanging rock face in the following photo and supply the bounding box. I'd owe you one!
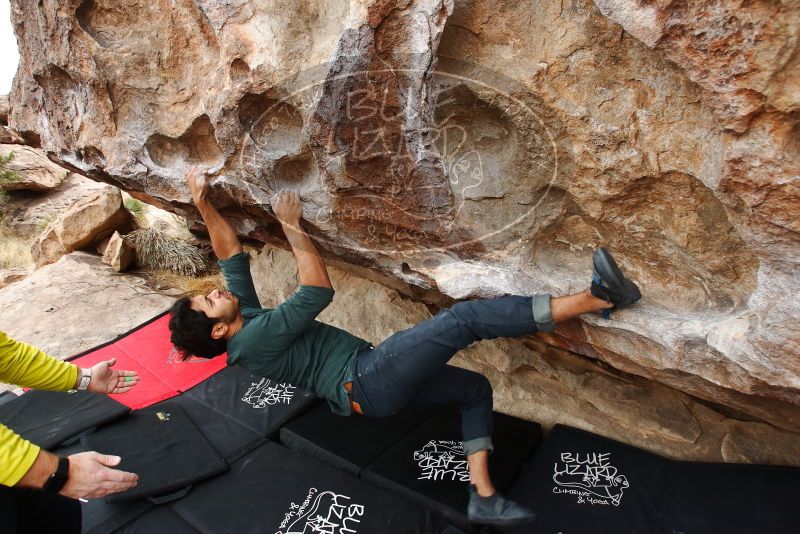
[9,1,799,442]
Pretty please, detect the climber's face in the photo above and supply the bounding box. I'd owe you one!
[190,289,239,325]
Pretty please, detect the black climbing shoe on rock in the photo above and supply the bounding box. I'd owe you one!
[590,246,641,318]
[467,485,537,527]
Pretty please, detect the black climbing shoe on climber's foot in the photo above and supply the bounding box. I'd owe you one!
[467,485,537,527]
[590,246,641,318]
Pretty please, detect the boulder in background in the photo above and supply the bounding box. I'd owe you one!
[0,145,67,192]
[0,94,9,124]
[31,184,132,267]
[0,267,29,289]
[101,230,135,272]
[0,252,174,358]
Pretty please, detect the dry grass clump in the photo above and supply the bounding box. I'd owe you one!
[0,231,33,270]
[126,227,211,276]
[146,270,224,296]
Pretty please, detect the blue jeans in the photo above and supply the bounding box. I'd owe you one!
[350,294,555,455]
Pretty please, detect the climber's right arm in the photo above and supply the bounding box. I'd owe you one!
[186,165,243,260]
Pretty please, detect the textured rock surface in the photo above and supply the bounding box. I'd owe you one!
[0,126,25,145]
[0,267,29,289]
[0,252,174,358]
[6,0,799,458]
[0,93,25,144]
[0,144,68,191]
[0,94,9,124]
[0,172,107,239]
[101,230,135,272]
[31,184,132,267]
[251,243,800,465]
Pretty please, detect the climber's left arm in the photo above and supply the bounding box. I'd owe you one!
[186,165,243,260]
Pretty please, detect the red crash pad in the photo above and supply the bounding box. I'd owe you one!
[68,312,226,409]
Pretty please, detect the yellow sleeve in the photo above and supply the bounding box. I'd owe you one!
[0,331,76,486]
[0,331,78,391]
[0,424,40,487]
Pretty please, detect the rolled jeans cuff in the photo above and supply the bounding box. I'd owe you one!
[532,293,556,333]
[462,436,494,456]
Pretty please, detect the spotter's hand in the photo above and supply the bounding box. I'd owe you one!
[62,452,139,500]
[87,358,139,395]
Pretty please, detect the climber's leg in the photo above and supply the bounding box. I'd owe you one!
[353,360,537,527]
[408,366,496,492]
[351,291,612,416]
[551,290,613,322]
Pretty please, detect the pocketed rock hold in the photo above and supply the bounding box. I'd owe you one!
[101,231,136,272]
[31,185,132,267]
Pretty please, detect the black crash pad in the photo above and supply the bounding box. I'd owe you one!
[0,389,129,449]
[152,394,266,464]
[52,441,154,534]
[361,405,542,529]
[280,403,436,476]
[170,441,444,534]
[504,424,669,534]
[155,365,317,463]
[82,403,227,502]
[181,365,318,437]
[505,424,800,534]
[661,460,800,534]
[82,493,153,534]
[0,390,17,407]
[114,506,199,534]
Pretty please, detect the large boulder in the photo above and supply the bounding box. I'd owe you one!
[6,0,799,457]
[0,94,9,124]
[0,145,68,191]
[0,172,107,239]
[0,97,25,144]
[0,127,25,145]
[100,230,135,272]
[0,267,29,289]
[0,252,174,358]
[31,184,132,267]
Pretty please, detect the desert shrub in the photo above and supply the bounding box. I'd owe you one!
[124,197,146,223]
[126,227,210,276]
[0,152,21,218]
[0,231,33,270]
[0,152,19,185]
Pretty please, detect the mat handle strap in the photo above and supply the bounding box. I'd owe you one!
[147,485,192,504]
[61,426,99,447]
